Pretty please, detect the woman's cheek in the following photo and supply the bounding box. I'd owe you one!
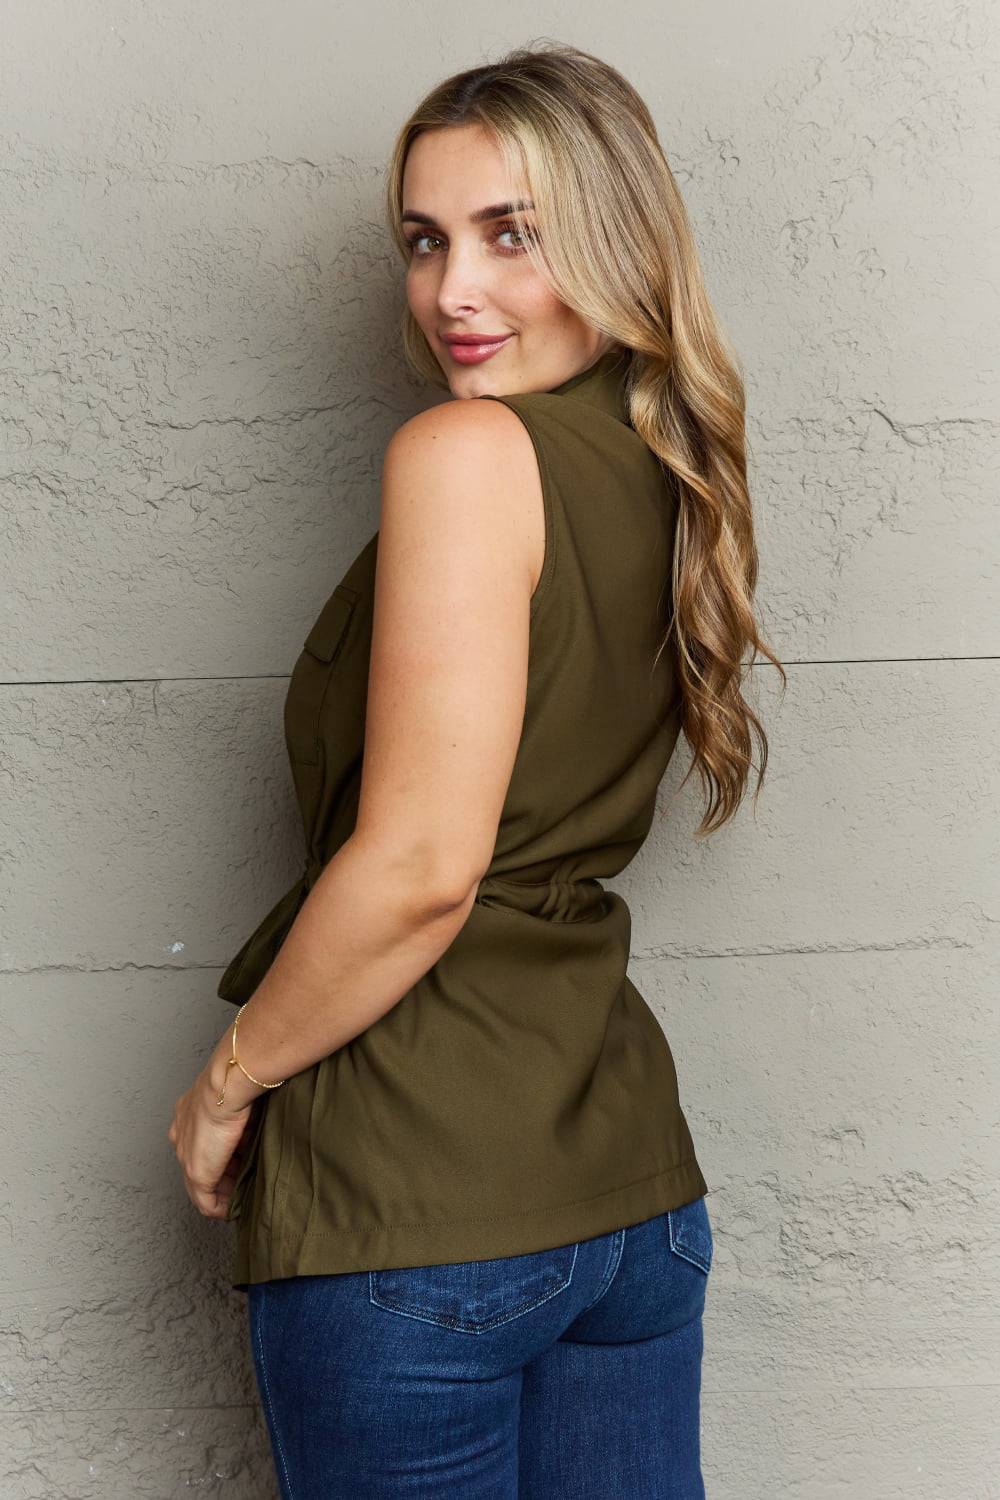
[406,266,432,321]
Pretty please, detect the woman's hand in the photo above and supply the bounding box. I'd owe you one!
[168,1066,257,1219]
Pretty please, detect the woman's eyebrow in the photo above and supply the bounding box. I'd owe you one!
[400,199,536,228]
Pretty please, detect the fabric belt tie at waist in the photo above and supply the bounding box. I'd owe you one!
[218,864,609,1009]
[307,856,608,923]
[475,872,608,924]
[216,876,310,1006]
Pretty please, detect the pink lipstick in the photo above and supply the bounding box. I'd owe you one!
[441,333,514,365]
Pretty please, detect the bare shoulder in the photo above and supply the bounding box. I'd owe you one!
[381,396,544,593]
[385,395,538,476]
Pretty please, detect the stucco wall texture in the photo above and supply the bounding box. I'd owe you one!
[1,1,997,1495]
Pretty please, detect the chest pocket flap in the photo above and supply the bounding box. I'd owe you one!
[285,583,360,766]
[304,584,359,660]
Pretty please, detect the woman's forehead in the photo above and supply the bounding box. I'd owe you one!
[402,125,527,204]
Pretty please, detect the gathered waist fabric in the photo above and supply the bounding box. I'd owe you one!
[223,862,706,1287]
[217,862,615,1013]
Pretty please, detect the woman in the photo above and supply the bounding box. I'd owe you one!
[170,41,783,1499]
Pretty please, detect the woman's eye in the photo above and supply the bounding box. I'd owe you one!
[405,225,536,256]
[496,226,534,250]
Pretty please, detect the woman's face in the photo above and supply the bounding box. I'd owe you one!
[401,123,617,399]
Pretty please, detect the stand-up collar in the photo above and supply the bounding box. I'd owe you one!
[547,348,632,425]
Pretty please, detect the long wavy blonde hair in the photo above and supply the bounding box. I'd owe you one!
[385,41,785,836]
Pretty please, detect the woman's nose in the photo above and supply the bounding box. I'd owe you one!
[436,245,487,316]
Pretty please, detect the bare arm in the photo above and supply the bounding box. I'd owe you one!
[170,395,545,1214]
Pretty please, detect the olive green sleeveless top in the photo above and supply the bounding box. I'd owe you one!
[218,348,707,1287]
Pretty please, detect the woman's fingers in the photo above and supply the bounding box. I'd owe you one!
[169,1076,252,1217]
[183,1153,236,1217]
[185,1178,229,1218]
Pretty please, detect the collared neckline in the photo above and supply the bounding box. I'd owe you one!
[547,347,631,425]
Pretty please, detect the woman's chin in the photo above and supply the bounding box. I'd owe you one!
[446,370,500,401]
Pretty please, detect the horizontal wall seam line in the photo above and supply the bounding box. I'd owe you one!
[0,1403,265,1414]
[631,937,984,958]
[0,675,292,686]
[2,1387,997,1409]
[768,655,1000,666]
[6,934,995,977]
[702,1380,1000,1395]
[2,656,998,687]
[0,963,228,977]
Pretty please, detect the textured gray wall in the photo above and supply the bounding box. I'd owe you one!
[2,1,997,1495]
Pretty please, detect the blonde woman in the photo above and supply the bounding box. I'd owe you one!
[170,41,783,1499]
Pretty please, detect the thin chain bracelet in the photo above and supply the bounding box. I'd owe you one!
[216,1002,287,1107]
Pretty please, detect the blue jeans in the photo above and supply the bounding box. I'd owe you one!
[247,1195,713,1498]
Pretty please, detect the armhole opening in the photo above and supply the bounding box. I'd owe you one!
[478,395,557,622]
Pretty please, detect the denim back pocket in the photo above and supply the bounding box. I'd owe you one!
[667,1195,714,1274]
[369,1242,579,1334]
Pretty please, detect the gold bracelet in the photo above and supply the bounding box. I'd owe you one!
[216,1003,287,1107]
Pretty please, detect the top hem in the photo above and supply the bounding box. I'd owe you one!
[229,1155,708,1290]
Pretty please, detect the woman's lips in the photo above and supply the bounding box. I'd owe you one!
[442,334,514,365]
